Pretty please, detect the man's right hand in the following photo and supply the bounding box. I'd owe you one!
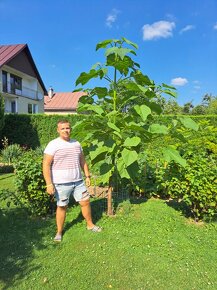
[46,184,55,195]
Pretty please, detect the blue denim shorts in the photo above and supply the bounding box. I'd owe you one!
[54,180,89,206]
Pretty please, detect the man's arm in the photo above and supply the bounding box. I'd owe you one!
[43,154,55,195]
[80,152,91,186]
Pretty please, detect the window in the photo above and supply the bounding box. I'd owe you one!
[11,101,16,113]
[33,104,38,113]
[28,103,38,114]
[2,71,7,92]
[28,104,32,113]
[10,74,22,94]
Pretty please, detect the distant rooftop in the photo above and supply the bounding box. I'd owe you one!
[44,91,86,112]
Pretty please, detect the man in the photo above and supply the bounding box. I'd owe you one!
[43,119,101,242]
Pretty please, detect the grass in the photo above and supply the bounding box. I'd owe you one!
[0,193,217,290]
[0,174,216,289]
[0,173,15,191]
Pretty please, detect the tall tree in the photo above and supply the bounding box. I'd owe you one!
[182,101,194,114]
[74,37,198,215]
[202,93,213,107]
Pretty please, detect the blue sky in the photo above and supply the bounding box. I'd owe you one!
[1,0,217,105]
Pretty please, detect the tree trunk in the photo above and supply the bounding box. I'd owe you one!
[107,185,113,215]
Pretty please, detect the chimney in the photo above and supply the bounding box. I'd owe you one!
[48,86,54,98]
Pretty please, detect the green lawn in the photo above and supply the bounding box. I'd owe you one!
[0,194,216,290]
[0,173,15,190]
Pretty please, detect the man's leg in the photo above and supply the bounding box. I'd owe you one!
[79,199,95,229]
[56,205,67,235]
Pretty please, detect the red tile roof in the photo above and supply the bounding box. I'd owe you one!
[0,44,47,94]
[0,44,26,67]
[44,91,86,111]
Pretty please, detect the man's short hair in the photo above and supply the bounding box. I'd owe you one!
[57,119,70,125]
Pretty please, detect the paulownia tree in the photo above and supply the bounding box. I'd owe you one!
[74,37,198,215]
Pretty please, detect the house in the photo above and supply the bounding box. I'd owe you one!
[44,87,86,114]
[0,44,47,114]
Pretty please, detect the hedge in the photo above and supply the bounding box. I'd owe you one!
[1,114,217,149]
[0,113,88,149]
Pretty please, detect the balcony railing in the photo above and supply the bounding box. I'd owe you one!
[2,81,43,100]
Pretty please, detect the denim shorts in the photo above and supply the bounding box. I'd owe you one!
[54,180,89,206]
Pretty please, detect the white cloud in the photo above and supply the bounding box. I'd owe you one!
[106,9,120,28]
[214,23,217,30]
[171,77,188,86]
[193,80,200,84]
[193,85,201,90]
[179,25,195,34]
[142,20,175,40]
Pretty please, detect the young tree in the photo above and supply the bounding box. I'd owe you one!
[74,38,198,215]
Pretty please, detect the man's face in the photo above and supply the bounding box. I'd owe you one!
[57,122,71,141]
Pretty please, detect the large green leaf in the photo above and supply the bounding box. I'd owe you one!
[105,47,136,60]
[106,54,134,75]
[132,70,152,86]
[122,37,138,49]
[107,121,120,132]
[104,139,116,152]
[134,105,151,122]
[90,146,108,161]
[148,124,168,134]
[163,147,187,167]
[99,163,113,184]
[162,89,177,98]
[121,148,138,167]
[78,104,104,115]
[116,157,130,179]
[123,82,141,91]
[146,101,162,115]
[96,39,114,51]
[92,87,108,98]
[112,131,123,139]
[178,116,199,131]
[75,69,99,86]
[126,161,140,180]
[123,136,141,147]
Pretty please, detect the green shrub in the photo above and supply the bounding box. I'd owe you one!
[155,150,217,220]
[13,149,50,216]
[1,144,23,164]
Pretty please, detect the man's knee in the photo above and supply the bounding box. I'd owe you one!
[79,197,90,207]
[57,205,68,210]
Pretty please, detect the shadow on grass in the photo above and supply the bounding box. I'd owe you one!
[0,208,54,290]
[64,193,149,234]
[0,173,14,181]
[64,197,106,233]
[165,199,192,219]
[166,199,217,223]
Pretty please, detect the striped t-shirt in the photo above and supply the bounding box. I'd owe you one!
[44,137,83,184]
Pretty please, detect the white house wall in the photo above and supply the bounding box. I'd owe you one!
[0,66,44,113]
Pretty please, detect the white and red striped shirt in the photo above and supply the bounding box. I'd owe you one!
[44,137,83,184]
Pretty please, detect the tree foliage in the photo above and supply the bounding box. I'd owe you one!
[73,37,198,214]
